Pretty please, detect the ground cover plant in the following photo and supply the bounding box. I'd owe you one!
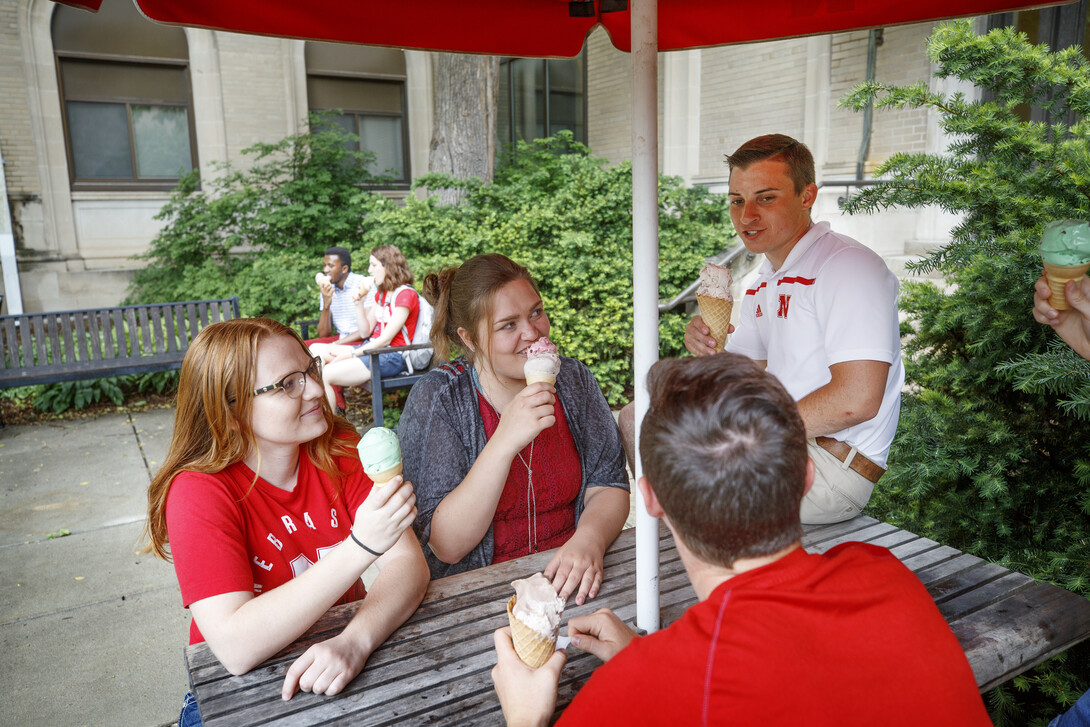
[841,20,1090,724]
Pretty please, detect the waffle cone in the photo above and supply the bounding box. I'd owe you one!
[365,462,402,486]
[697,294,733,353]
[506,595,557,669]
[524,373,556,386]
[1044,262,1090,311]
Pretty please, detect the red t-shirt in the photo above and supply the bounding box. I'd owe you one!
[370,287,420,347]
[478,391,583,563]
[165,449,373,644]
[558,543,991,726]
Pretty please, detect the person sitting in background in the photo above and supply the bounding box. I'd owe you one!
[144,317,428,727]
[398,253,629,606]
[319,245,421,413]
[307,246,368,412]
[491,354,990,727]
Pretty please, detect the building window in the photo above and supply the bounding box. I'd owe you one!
[497,55,587,149]
[305,42,409,186]
[52,1,196,190]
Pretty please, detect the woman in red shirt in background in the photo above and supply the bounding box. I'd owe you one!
[144,317,427,727]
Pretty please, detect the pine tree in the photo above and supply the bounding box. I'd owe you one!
[840,20,1090,724]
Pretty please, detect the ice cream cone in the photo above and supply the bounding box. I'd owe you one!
[366,462,402,486]
[697,294,733,353]
[1044,262,1090,310]
[524,373,557,386]
[506,595,557,669]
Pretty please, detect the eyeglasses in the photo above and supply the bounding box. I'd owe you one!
[252,356,322,398]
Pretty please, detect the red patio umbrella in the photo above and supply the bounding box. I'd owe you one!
[55,0,1076,632]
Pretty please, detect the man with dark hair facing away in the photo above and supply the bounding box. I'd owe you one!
[493,354,990,727]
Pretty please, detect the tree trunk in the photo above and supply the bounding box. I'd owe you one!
[429,53,499,205]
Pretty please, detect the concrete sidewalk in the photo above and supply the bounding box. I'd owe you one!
[0,409,188,727]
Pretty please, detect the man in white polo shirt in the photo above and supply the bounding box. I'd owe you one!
[308,246,367,413]
[683,133,904,524]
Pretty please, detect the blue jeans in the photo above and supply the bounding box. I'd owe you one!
[361,350,406,378]
[1051,689,1090,727]
[179,691,203,727]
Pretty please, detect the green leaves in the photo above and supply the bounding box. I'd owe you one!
[842,20,1090,724]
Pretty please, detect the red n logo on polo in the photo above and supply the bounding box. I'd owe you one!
[778,294,791,318]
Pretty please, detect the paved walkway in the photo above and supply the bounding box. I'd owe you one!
[0,409,188,727]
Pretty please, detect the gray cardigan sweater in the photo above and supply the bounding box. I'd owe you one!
[398,356,629,580]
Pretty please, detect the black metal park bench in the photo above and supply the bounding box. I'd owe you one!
[0,297,241,424]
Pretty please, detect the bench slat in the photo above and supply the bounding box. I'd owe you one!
[47,314,64,367]
[125,309,139,358]
[32,316,47,367]
[61,315,77,365]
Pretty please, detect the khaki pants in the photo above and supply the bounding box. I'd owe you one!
[800,439,876,525]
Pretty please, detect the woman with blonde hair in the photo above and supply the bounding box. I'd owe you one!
[398,254,629,606]
[318,244,422,411]
[145,317,427,727]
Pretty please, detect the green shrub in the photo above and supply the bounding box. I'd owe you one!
[840,20,1090,724]
[365,133,735,403]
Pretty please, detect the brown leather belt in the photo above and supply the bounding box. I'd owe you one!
[814,437,886,484]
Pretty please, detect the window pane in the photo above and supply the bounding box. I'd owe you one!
[511,58,545,142]
[53,0,187,60]
[66,101,133,179]
[132,106,193,178]
[497,60,512,148]
[358,115,404,179]
[547,58,584,140]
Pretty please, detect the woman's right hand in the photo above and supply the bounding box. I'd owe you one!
[351,476,417,555]
[493,382,556,456]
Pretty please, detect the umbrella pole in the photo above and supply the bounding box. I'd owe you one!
[631,0,660,634]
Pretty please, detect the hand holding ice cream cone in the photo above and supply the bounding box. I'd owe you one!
[695,262,735,352]
[1039,220,1090,310]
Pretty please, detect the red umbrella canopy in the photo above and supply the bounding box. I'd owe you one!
[60,0,1073,57]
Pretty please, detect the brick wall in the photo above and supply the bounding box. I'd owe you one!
[586,28,665,166]
[697,38,809,182]
[216,33,296,163]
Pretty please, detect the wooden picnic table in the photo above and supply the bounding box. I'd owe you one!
[185,515,1090,725]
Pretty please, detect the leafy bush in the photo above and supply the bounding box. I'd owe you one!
[364,134,736,403]
[129,128,735,405]
[840,20,1090,724]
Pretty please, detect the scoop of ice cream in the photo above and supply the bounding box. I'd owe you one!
[315,272,331,286]
[697,262,734,300]
[522,337,561,380]
[357,427,401,473]
[1040,220,1090,266]
[511,573,565,638]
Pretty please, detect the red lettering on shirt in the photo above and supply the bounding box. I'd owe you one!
[755,305,763,318]
[745,282,767,296]
[778,294,791,319]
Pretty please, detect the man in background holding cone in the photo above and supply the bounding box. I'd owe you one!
[680,133,904,524]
